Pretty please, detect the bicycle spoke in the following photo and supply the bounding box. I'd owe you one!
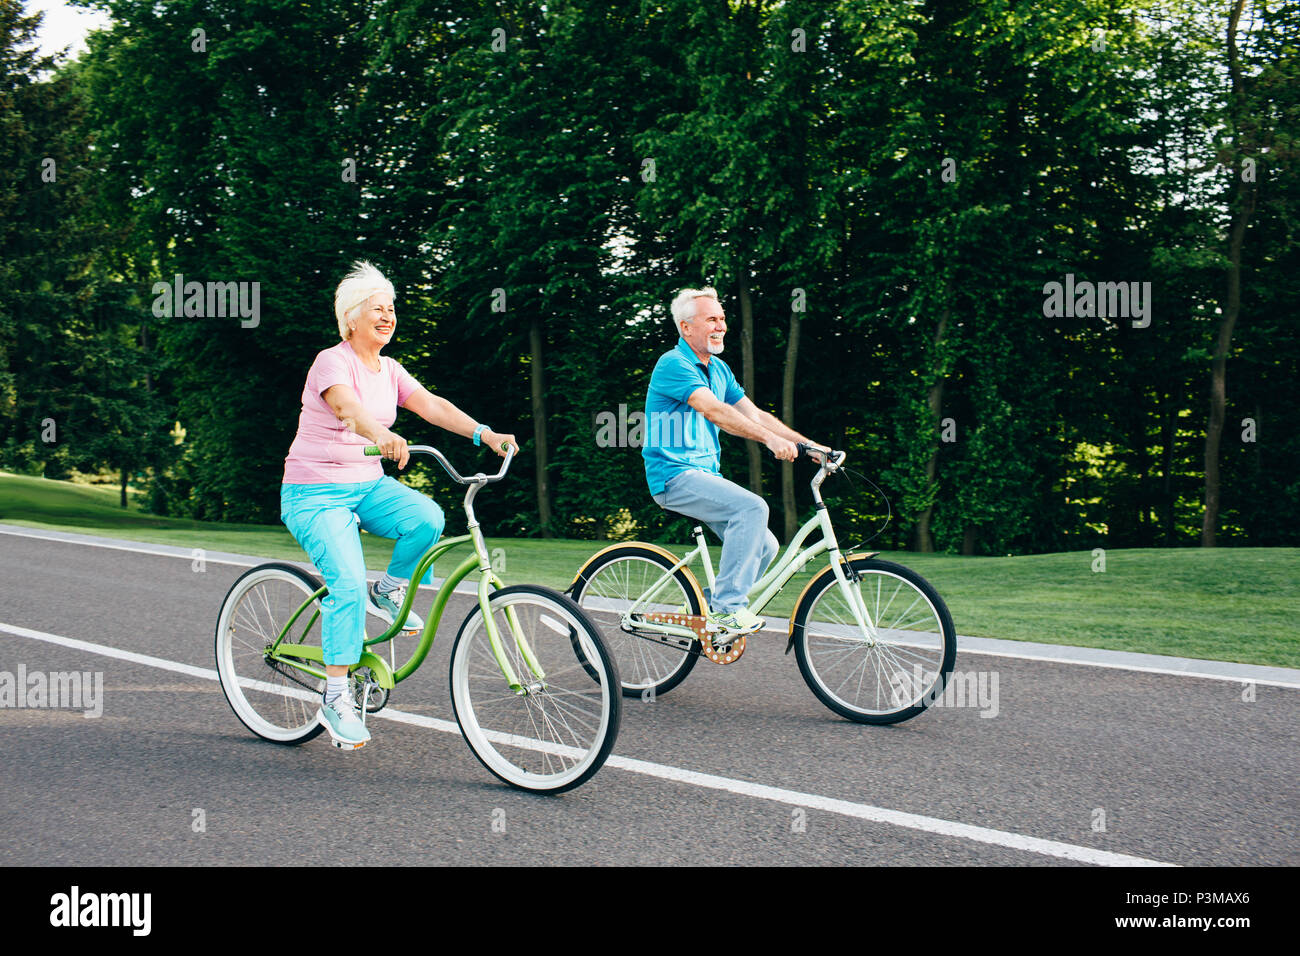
[451,586,617,791]
[216,567,327,743]
[573,550,698,695]
[797,561,953,721]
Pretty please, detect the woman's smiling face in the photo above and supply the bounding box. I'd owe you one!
[351,293,396,349]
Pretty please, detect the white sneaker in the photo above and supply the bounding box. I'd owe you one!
[317,688,371,749]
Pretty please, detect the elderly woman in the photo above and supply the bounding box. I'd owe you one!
[281,261,515,749]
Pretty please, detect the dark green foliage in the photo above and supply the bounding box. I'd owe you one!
[0,0,1295,550]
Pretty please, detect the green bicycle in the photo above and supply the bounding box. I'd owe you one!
[215,443,622,793]
[568,445,955,724]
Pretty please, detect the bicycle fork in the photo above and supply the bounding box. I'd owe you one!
[828,555,880,646]
[464,504,546,694]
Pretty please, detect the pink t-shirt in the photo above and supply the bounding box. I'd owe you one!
[283,340,421,484]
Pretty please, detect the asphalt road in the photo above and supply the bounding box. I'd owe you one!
[1,531,1296,866]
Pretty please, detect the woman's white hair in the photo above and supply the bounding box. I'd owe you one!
[334,260,395,340]
[669,286,718,335]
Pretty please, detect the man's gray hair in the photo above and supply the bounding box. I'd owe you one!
[334,260,395,340]
[669,286,719,334]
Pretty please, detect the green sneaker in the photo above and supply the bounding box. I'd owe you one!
[367,581,423,632]
[706,606,764,637]
[317,689,371,750]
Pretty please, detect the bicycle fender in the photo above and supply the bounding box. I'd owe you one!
[566,541,688,593]
[785,552,879,654]
[354,651,396,689]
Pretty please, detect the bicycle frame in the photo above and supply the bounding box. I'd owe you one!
[621,451,880,646]
[264,444,543,693]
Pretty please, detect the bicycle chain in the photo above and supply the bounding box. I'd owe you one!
[264,654,389,713]
[264,652,322,695]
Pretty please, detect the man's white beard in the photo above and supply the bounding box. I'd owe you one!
[707,341,725,355]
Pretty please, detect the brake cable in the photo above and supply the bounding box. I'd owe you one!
[829,460,893,553]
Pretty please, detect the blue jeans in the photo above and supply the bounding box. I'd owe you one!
[280,476,445,666]
[653,469,778,614]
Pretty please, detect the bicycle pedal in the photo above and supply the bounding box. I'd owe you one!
[331,739,366,751]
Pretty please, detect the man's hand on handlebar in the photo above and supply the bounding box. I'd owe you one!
[766,435,799,461]
[794,441,837,465]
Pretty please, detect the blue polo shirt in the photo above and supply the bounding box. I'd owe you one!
[642,337,745,495]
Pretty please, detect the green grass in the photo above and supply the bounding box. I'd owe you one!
[2,472,1296,668]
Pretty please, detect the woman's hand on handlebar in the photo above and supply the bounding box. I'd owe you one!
[483,430,516,457]
[375,429,410,469]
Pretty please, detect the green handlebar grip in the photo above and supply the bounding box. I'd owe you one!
[364,446,381,456]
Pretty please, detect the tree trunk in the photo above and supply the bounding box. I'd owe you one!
[1134,411,1152,547]
[1252,401,1262,475]
[780,304,801,541]
[529,316,554,538]
[912,303,950,552]
[1161,394,1175,545]
[120,465,128,508]
[1201,0,1257,547]
[738,271,762,497]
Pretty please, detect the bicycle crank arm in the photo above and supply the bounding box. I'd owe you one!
[621,623,697,653]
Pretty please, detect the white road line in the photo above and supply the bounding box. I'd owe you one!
[1,622,215,680]
[4,524,1297,686]
[0,525,259,568]
[946,645,1300,688]
[0,525,457,591]
[1,620,1175,868]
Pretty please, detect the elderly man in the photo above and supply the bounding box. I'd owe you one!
[642,286,827,637]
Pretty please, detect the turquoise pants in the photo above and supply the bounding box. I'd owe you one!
[281,476,445,666]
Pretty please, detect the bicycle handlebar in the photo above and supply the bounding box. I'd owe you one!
[795,442,845,471]
[364,441,517,485]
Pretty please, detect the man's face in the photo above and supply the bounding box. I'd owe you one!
[680,296,726,358]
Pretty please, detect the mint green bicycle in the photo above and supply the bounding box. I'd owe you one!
[568,445,955,724]
[215,443,622,792]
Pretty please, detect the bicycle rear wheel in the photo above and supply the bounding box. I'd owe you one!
[792,557,956,724]
[215,562,327,743]
[449,585,621,793]
[569,545,702,698]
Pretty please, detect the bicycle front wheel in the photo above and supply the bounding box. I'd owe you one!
[793,557,956,724]
[449,585,621,793]
[215,562,327,744]
[570,544,703,698]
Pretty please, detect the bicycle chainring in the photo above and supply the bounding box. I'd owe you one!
[699,632,746,664]
[638,611,747,664]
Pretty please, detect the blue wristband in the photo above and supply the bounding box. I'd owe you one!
[473,424,488,446]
